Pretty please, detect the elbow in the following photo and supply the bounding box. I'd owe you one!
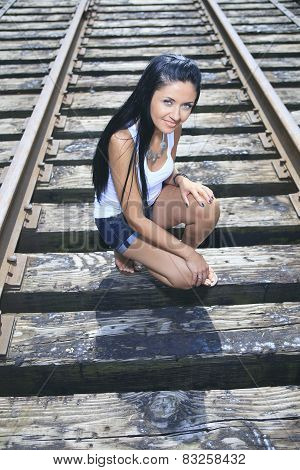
[125,212,150,235]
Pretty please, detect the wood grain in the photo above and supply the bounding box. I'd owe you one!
[2,246,300,314]
[0,302,299,395]
[17,195,300,252]
[0,385,299,449]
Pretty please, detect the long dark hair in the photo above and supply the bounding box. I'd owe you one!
[92,54,202,211]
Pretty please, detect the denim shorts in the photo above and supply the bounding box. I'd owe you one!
[95,204,154,254]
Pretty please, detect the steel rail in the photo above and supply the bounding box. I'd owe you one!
[0,0,91,357]
[268,0,300,28]
[0,0,17,19]
[201,0,300,216]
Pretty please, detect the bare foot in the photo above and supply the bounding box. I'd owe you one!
[114,250,143,273]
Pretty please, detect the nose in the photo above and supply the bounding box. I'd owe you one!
[169,106,181,122]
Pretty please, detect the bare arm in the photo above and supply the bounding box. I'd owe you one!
[109,130,194,261]
[162,124,187,187]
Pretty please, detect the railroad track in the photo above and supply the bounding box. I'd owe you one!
[0,0,299,450]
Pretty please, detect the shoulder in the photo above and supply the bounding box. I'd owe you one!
[109,128,135,158]
[110,128,134,146]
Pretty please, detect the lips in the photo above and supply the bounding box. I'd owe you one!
[164,120,177,127]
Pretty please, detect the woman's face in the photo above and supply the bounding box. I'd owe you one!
[150,80,197,133]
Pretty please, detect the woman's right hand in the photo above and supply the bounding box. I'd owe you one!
[185,251,210,287]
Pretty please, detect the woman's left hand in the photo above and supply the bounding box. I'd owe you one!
[178,177,215,207]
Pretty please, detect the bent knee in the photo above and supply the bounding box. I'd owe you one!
[212,197,220,223]
[169,271,194,290]
[193,196,220,225]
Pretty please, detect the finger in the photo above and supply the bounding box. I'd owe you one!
[204,266,214,284]
[196,273,203,287]
[199,186,215,204]
[191,191,205,208]
[180,190,191,208]
[203,277,212,286]
[201,269,209,285]
[204,191,215,204]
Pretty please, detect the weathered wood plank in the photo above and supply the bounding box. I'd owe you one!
[0,301,300,395]
[291,110,300,125]
[218,0,293,4]
[221,2,283,9]
[233,24,299,34]
[18,195,300,252]
[66,90,251,113]
[0,63,50,78]
[276,88,300,108]
[0,386,299,449]
[0,39,59,50]
[92,11,201,20]
[226,9,284,17]
[249,44,300,55]
[90,26,207,37]
[0,141,18,165]
[0,30,65,40]
[1,14,71,22]
[80,57,225,73]
[0,118,25,137]
[0,134,276,165]
[74,71,235,90]
[57,113,262,140]
[2,246,300,313]
[241,33,300,44]
[86,36,211,48]
[0,77,44,92]
[22,159,294,203]
[51,134,274,162]
[264,70,300,85]
[97,0,195,4]
[91,5,198,12]
[9,7,75,14]
[78,57,299,74]
[0,49,56,62]
[221,0,297,4]
[0,112,261,140]
[0,94,38,114]
[0,21,69,30]
[84,44,217,59]
[259,57,300,70]
[13,0,78,6]
[229,16,291,25]
[94,18,203,28]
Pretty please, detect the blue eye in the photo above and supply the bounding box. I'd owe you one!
[163,100,193,109]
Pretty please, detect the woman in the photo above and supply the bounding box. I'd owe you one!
[92,54,220,289]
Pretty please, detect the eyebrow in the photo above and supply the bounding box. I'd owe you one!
[164,96,194,104]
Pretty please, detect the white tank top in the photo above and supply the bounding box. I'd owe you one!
[94,122,175,218]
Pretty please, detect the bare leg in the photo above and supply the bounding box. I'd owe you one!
[181,222,213,248]
[181,200,220,248]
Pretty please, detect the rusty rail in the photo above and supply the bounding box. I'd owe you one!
[201,0,300,216]
[0,0,17,20]
[0,0,92,357]
[268,0,300,28]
